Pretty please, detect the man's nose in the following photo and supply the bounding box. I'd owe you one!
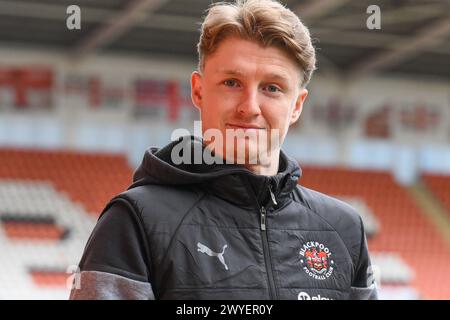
[236,87,261,117]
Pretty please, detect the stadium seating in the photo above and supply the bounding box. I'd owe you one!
[1,148,449,299]
[0,148,132,299]
[0,148,133,215]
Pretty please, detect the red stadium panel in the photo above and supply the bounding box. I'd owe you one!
[3,222,65,241]
[29,269,68,288]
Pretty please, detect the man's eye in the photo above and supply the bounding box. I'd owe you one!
[223,79,239,87]
[264,85,281,93]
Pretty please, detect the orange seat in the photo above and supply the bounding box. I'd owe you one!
[30,270,68,288]
[2,222,65,241]
[0,148,133,215]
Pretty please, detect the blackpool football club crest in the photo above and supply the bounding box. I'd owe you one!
[299,241,334,280]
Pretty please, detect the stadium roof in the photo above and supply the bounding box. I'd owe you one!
[0,0,449,79]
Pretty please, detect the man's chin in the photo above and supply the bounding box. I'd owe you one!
[223,145,272,166]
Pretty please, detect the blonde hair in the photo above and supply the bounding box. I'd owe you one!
[197,0,316,87]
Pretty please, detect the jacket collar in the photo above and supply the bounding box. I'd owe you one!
[203,150,301,209]
[130,135,301,209]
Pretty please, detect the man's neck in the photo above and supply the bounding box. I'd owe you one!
[202,141,281,176]
[243,151,280,176]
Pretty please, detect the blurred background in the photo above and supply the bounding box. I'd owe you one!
[0,0,449,299]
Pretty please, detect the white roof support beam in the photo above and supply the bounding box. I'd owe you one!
[318,3,444,28]
[0,1,197,31]
[72,0,167,59]
[350,18,450,77]
[0,1,111,22]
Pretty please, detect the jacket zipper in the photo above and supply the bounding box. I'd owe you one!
[259,184,278,300]
[268,184,278,206]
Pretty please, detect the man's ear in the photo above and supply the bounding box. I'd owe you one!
[290,88,308,125]
[191,71,203,111]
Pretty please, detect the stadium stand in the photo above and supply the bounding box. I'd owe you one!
[1,148,449,299]
[0,149,132,299]
[0,148,133,214]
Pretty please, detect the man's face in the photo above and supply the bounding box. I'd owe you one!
[191,37,308,165]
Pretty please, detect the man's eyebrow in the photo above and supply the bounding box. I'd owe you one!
[216,69,291,82]
[266,72,291,83]
[216,69,245,76]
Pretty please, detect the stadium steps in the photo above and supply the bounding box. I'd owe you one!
[422,174,450,218]
[407,181,450,246]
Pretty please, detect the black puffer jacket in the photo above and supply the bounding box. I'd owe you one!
[70,136,377,300]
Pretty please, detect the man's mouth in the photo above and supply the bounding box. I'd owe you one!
[225,123,265,131]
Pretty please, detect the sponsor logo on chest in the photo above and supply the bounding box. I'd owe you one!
[298,291,332,300]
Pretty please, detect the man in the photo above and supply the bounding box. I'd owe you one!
[70,0,377,300]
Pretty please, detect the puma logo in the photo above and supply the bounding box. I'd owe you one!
[197,242,229,270]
